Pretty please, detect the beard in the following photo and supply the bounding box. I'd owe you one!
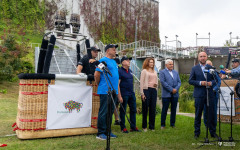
[199,60,206,64]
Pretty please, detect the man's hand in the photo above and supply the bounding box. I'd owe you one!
[221,74,226,79]
[207,82,212,86]
[118,95,123,103]
[201,81,207,86]
[172,89,177,94]
[89,59,96,63]
[224,69,231,74]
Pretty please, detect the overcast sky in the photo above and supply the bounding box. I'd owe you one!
[159,0,240,47]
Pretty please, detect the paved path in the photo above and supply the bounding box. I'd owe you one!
[176,112,195,118]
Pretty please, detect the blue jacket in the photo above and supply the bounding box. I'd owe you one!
[189,64,216,98]
[159,69,181,98]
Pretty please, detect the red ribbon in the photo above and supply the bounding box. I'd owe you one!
[91,125,97,129]
[19,83,48,86]
[12,122,45,131]
[21,91,48,95]
[92,93,99,96]
[19,119,46,122]
[92,117,98,119]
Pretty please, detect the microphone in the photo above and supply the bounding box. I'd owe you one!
[219,65,227,74]
[203,69,215,74]
[97,61,112,77]
[219,65,224,69]
[220,70,226,74]
[102,61,112,77]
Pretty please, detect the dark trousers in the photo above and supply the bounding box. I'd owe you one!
[194,96,215,135]
[142,88,157,129]
[161,96,178,127]
[203,92,218,132]
[97,94,117,135]
[120,94,137,130]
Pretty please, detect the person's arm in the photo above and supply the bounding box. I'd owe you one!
[94,71,101,85]
[140,70,146,100]
[117,80,123,103]
[140,70,146,94]
[175,72,181,91]
[89,59,96,63]
[230,67,240,75]
[76,65,83,74]
[189,67,203,86]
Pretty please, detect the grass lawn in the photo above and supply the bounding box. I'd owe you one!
[1,81,240,149]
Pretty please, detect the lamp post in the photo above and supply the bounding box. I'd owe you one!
[165,36,168,58]
[196,33,198,48]
[208,32,210,47]
[229,32,232,44]
[176,35,178,58]
[165,35,181,59]
[196,32,211,47]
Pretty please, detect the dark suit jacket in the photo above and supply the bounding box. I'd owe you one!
[189,64,216,98]
[159,69,181,98]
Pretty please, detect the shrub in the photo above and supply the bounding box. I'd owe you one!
[0,29,33,81]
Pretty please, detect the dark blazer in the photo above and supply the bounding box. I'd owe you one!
[189,64,216,98]
[159,69,181,98]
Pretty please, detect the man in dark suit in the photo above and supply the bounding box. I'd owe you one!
[159,59,181,129]
[189,52,218,139]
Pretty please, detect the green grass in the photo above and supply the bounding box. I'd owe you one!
[1,81,240,149]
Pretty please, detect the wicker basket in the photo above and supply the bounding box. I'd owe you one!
[13,74,99,139]
[219,79,240,122]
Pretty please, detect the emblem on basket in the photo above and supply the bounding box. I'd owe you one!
[64,100,83,113]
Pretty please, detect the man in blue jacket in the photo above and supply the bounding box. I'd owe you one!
[159,59,181,129]
[189,52,217,139]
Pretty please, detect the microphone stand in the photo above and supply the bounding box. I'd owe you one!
[197,72,215,148]
[101,68,121,150]
[211,72,223,143]
[101,69,115,150]
[221,79,239,142]
[104,71,133,127]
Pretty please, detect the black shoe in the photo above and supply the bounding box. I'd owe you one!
[194,134,199,139]
[130,127,141,132]
[114,120,120,125]
[211,133,219,139]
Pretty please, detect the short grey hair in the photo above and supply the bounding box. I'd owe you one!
[165,59,173,64]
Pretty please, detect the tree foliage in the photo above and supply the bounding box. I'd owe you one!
[224,40,235,47]
[0,0,46,33]
[0,29,34,81]
[80,0,160,44]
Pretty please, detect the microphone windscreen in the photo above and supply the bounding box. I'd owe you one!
[220,70,226,74]
[219,65,224,69]
[95,61,100,66]
[102,61,107,66]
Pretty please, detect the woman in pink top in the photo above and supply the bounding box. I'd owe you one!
[140,58,158,132]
